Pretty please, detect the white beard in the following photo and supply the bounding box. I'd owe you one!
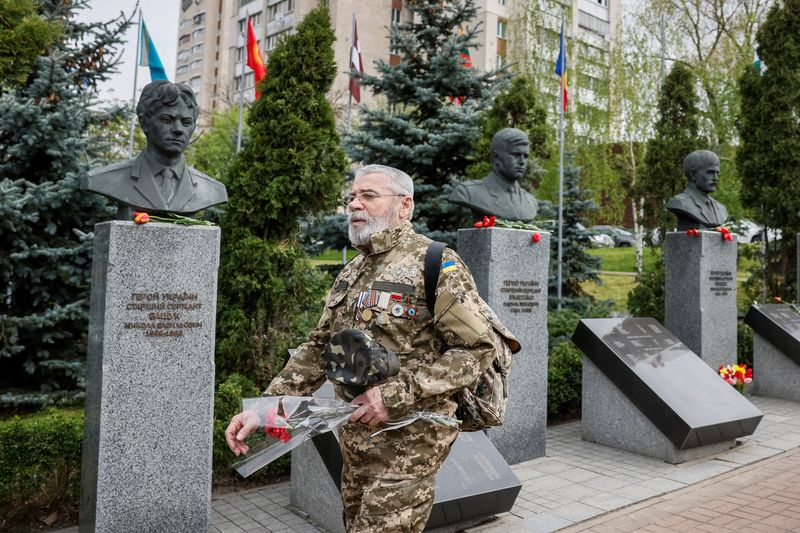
[348,205,399,247]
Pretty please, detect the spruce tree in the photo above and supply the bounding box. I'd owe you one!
[0,1,132,407]
[216,6,347,387]
[551,154,602,309]
[343,0,504,243]
[737,0,800,300]
[639,62,704,238]
[0,0,62,89]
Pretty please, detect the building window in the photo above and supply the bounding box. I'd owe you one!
[192,28,204,40]
[176,65,189,76]
[180,19,192,29]
[266,31,288,51]
[287,0,294,12]
[190,76,201,88]
[597,0,609,6]
[235,46,244,63]
[497,19,507,39]
[193,13,206,25]
[238,0,254,6]
[578,10,610,35]
[178,50,190,61]
[191,43,203,54]
[391,8,401,25]
[190,59,202,70]
[268,4,279,21]
[179,34,190,46]
[234,72,255,91]
[499,0,507,5]
[239,12,262,33]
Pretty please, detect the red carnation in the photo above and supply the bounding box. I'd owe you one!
[532,232,541,243]
[134,212,150,224]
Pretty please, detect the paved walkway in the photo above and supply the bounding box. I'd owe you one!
[56,395,800,533]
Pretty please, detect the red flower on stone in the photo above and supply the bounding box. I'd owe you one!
[133,212,150,224]
[532,232,541,243]
[473,220,484,228]
[774,296,783,303]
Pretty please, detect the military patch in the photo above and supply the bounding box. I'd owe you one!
[442,260,457,273]
[406,306,418,319]
[391,303,405,317]
[335,281,349,291]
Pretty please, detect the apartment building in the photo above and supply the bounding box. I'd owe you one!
[174,0,520,119]
[174,0,619,133]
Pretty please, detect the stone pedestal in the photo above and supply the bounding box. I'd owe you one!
[744,304,800,402]
[291,385,521,532]
[80,221,219,533]
[665,231,737,371]
[457,227,549,465]
[573,318,762,464]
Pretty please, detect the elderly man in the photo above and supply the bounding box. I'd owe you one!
[666,150,729,231]
[81,80,227,219]
[226,164,515,532]
[448,128,538,221]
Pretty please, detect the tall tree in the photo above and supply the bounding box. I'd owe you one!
[737,0,800,300]
[344,0,504,242]
[0,0,62,89]
[638,62,704,238]
[216,5,347,387]
[0,0,132,407]
[551,154,602,309]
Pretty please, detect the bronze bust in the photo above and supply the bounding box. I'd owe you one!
[448,128,538,222]
[81,80,227,220]
[666,150,728,231]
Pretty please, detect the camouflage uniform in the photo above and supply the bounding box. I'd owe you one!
[265,221,504,532]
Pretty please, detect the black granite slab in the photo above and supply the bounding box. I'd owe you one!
[308,383,521,530]
[744,304,800,366]
[572,317,763,450]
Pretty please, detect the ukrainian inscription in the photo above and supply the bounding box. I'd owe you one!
[500,279,541,313]
[123,291,204,337]
[709,270,734,296]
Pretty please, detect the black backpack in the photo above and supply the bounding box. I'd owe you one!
[424,242,519,431]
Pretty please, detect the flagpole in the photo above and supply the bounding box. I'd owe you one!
[128,9,142,158]
[556,12,565,311]
[236,12,248,153]
[343,12,356,266]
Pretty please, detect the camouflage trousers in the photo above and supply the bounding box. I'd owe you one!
[338,418,459,532]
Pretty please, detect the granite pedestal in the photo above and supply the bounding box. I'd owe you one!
[456,227,549,464]
[665,230,737,371]
[80,221,220,533]
[290,384,521,532]
[744,304,800,402]
[573,318,762,464]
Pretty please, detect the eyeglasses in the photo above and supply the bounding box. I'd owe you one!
[343,191,406,207]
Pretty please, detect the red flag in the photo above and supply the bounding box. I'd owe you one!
[449,27,471,106]
[349,20,364,103]
[246,17,267,99]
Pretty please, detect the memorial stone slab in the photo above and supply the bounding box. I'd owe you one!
[665,230,737,371]
[456,227,549,464]
[80,221,219,532]
[573,318,762,463]
[291,383,521,532]
[744,304,800,402]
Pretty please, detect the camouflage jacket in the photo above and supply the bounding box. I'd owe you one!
[265,221,509,419]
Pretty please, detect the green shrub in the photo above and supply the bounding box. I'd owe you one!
[738,319,753,368]
[547,342,583,421]
[0,408,83,528]
[212,373,290,485]
[627,260,666,323]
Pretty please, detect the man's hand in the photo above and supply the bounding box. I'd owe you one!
[350,387,390,427]
[225,410,261,456]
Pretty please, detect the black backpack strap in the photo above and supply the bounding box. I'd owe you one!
[424,241,448,315]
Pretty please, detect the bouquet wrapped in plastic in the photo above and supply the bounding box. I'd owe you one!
[231,395,458,477]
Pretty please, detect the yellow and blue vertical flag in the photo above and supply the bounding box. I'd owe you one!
[140,20,168,81]
[554,19,568,112]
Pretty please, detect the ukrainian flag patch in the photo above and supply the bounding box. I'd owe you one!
[441,260,457,273]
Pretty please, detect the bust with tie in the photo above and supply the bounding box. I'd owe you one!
[81,80,227,220]
[448,128,538,222]
[666,150,729,231]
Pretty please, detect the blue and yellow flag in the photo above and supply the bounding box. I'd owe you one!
[140,20,168,81]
